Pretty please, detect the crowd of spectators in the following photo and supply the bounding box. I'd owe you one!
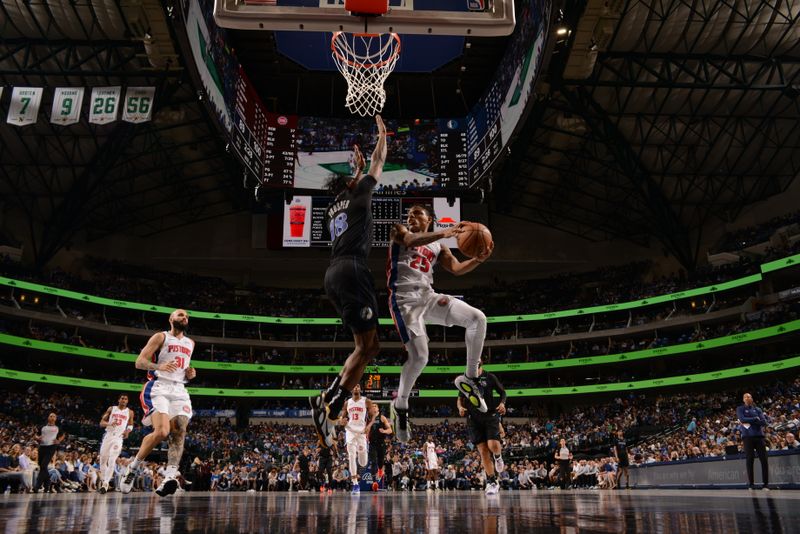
[2,378,798,494]
[3,239,788,325]
[6,297,797,367]
[713,209,800,254]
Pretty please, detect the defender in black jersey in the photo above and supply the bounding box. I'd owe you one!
[613,430,631,489]
[457,362,507,495]
[366,402,393,480]
[310,115,387,448]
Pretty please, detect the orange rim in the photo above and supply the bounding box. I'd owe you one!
[331,31,401,69]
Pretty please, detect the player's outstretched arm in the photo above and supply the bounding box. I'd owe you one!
[438,242,494,276]
[367,115,387,180]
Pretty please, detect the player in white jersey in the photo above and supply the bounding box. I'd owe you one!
[423,436,440,490]
[97,394,135,494]
[120,309,196,497]
[387,205,493,442]
[339,384,375,493]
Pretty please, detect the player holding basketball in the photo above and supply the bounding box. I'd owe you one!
[310,114,387,448]
[388,205,493,442]
[120,309,196,497]
[97,394,135,494]
[339,384,376,493]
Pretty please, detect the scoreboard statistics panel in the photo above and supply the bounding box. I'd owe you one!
[283,195,461,248]
[437,118,470,189]
[262,113,298,186]
[308,196,403,247]
[232,67,298,187]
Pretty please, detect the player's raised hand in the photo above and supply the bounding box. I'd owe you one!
[353,144,366,171]
[375,114,386,136]
[158,360,179,373]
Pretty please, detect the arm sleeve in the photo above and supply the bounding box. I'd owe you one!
[490,373,507,405]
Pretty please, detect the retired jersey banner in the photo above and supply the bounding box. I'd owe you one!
[50,87,85,125]
[7,87,43,126]
[122,86,155,123]
[89,86,121,124]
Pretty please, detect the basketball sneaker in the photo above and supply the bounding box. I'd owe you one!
[351,482,360,494]
[485,481,499,495]
[390,401,411,443]
[493,454,505,474]
[119,465,137,494]
[156,477,179,497]
[309,394,336,448]
[98,482,107,495]
[454,375,488,412]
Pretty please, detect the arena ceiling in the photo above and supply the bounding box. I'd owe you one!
[0,0,246,267]
[495,0,800,267]
[1,0,798,271]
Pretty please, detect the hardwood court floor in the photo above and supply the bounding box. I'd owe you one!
[1,489,798,533]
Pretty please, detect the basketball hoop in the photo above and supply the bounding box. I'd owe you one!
[331,31,401,117]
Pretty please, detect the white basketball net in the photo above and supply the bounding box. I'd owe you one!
[331,32,401,117]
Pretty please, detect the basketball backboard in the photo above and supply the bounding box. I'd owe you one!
[213,0,515,36]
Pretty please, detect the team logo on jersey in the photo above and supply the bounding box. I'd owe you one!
[360,306,374,321]
[437,296,450,307]
[183,406,192,414]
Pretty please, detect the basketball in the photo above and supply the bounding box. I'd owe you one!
[457,222,493,258]
[372,482,379,491]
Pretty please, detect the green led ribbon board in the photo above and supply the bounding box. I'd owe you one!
[1,319,798,374]
[1,356,798,397]
[0,270,771,325]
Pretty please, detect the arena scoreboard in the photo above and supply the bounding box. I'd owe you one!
[363,374,382,396]
[283,195,461,248]
[232,67,298,187]
[437,119,470,188]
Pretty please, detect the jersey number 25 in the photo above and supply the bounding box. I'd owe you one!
[410,255,431,273]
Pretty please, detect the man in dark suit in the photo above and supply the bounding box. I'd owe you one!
[736,393,770,490]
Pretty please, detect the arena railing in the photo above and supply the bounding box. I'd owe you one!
[1,319,797,374]
[0,355,797,397]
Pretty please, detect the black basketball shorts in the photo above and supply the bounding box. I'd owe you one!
[324,257,379,334]
[467,413,502,446]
